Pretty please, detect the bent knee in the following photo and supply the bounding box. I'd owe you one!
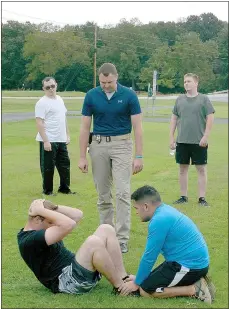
[99,224,116,234]
[85,235,104,248]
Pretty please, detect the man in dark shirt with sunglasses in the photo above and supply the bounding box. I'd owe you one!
[35,77,75,196]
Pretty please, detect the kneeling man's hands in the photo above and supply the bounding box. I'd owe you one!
[118,281,139,296]
[123,274,136,282]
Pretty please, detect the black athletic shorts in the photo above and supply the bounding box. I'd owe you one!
[175,143,208,165]
[140,261,209,294]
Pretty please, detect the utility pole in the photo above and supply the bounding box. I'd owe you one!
[94,24,97,88]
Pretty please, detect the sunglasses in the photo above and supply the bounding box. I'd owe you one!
[44,84,56,90]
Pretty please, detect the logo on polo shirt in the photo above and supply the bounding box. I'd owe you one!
[118,100,123,103]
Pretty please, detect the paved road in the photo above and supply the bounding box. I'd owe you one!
[2,93,228,123]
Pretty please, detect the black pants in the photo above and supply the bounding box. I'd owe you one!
[39,142,70,194]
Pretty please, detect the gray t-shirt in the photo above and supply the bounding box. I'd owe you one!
[172,94,215,144]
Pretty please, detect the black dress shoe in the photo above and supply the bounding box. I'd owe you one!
[43,191,56,196]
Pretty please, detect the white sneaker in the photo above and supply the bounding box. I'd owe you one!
[204,275,216,301]
[120,243,128,253]
[194,277,212,304]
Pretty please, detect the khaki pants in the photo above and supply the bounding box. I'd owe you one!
[89,139,133,244]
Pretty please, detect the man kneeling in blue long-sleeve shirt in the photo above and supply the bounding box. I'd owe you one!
[118,185,215,304]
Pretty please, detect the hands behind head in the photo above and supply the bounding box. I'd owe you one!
[29,199,44,217]
[29,199,58,216]
[43,200,58,211]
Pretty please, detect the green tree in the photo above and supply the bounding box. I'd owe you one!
[139,32,219,93]
[1,20,35,89]
[23,29,91,86]
[97,18,161,89]
[214,25,228,90]
[138,44,177,92]
[183,13,225,42]
[171,33,219,92]
[146,21,186,45]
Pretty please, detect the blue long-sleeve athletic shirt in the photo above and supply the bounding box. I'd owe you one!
[135,203,209,286]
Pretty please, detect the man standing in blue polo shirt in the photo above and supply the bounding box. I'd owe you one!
[78,63,143,253]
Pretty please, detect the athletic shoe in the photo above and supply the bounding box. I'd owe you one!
[198,197,209,206]
[112,287,140,297]
[173,196,188,204]
[42,191,56,196]
[58,190,76,195]
[120,243,128,253]
[194,277,212,304]
[204,275,216,301]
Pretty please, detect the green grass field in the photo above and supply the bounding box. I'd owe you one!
[2,103,228,308]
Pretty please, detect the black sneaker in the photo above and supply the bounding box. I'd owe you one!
[112,287,120,295]
[112,287,140,297]
[198,197,209,206]
[173,196,188,204]
[42,191,56,196]
[58,190,76,195]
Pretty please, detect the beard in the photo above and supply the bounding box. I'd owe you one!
[142,215,151,222]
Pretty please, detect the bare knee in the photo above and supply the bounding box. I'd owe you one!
[85,235,104,250]
[196,165,206,175]
[179,164,189,175]
[98,224,116,235]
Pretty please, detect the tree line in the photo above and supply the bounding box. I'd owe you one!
[2,13,228,93]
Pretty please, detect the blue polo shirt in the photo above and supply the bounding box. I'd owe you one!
[81,83,141,136]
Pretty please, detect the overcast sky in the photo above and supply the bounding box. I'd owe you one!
[2,1,228,27]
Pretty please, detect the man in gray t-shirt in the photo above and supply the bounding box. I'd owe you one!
[169,73,215,206]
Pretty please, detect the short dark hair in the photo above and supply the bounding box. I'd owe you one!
[131,185,161,203]
[42,76,56,86]
[98,63,117,76]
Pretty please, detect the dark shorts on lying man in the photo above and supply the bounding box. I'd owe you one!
[58,258,102,294]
